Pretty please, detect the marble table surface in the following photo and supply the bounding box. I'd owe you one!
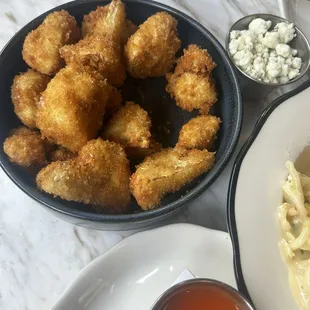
[0,0,309,309]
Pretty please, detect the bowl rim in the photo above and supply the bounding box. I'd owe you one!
[227,77,310,303]
[0,0,242,224]
[225,13,310,87]
[151,278,255,309]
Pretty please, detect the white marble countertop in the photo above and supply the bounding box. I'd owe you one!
[1,0,309,309]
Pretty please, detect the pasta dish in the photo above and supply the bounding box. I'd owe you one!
[279,161,310,309]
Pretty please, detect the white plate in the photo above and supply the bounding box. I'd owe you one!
[228,80,310,310]
[52,223,235,310]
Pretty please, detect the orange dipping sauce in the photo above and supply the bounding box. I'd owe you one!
[152,280,253,310]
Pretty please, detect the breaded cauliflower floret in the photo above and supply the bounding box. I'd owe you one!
[36,64,117,152]
[125,12,181,78]
[167,72,217,114]
[177,115,221,150]
[60,0,127,86]
[130,148,215,210]
[37,139,131,213]
[166,44,217,114]
[60,34,126,86]
[22,10,80,75]
[174,44,216,75]
[82,3,137,43]
[3,127,49,168]
[102,101,151,148]
[11,69,50,128]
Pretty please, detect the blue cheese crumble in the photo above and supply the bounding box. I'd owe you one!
[229,18,302,83]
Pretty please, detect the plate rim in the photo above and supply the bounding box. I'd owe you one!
[51,223,231,309]
[227,78,310,304]
[0,0,243,225]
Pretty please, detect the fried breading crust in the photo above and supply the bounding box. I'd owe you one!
[11,69,50,128]
[102,101,151,148]
[166,45,217,114]
[37,139,131,212]
[36,64,115,152]
[166,72,217,114]
[61,0,127,86]
[126,139,162,161]
[177,115,221,150]
[125,12,181,78]
[48,147,76,162]
[82,4,137,43]
[174,44,216,75]
[3,127,48,168]
[22,10,80,75]
[130,148,215,210]
[60,35,126,86]
[82,5,109,37]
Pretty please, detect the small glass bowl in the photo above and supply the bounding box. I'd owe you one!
[151,278,255,310]
[226,13,310,86]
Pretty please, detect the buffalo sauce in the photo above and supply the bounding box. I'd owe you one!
[156,282,250,310]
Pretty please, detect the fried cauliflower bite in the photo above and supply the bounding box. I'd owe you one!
[166,45,218,114]
[177,115,221,150]
[174,44,216,75]
[130,148,215,210]
[48,147,75,162]
[126,139,162,161]
[60,0,126,86]
[3,127,48,168]
[82,5,109,37]
[82,4,137,43]
[166,72,217,114]
[102,101,151,148]
[36,64,116,152]
[37,139,131,213]
[11,69,50,128]
[81,0,127,41]
[125,12,181,78]
[22,10,80,75]
[60,35,126,86]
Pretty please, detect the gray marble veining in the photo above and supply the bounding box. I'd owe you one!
[173,0,278,44]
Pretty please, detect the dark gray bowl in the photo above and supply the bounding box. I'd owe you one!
[0,0,242,230]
